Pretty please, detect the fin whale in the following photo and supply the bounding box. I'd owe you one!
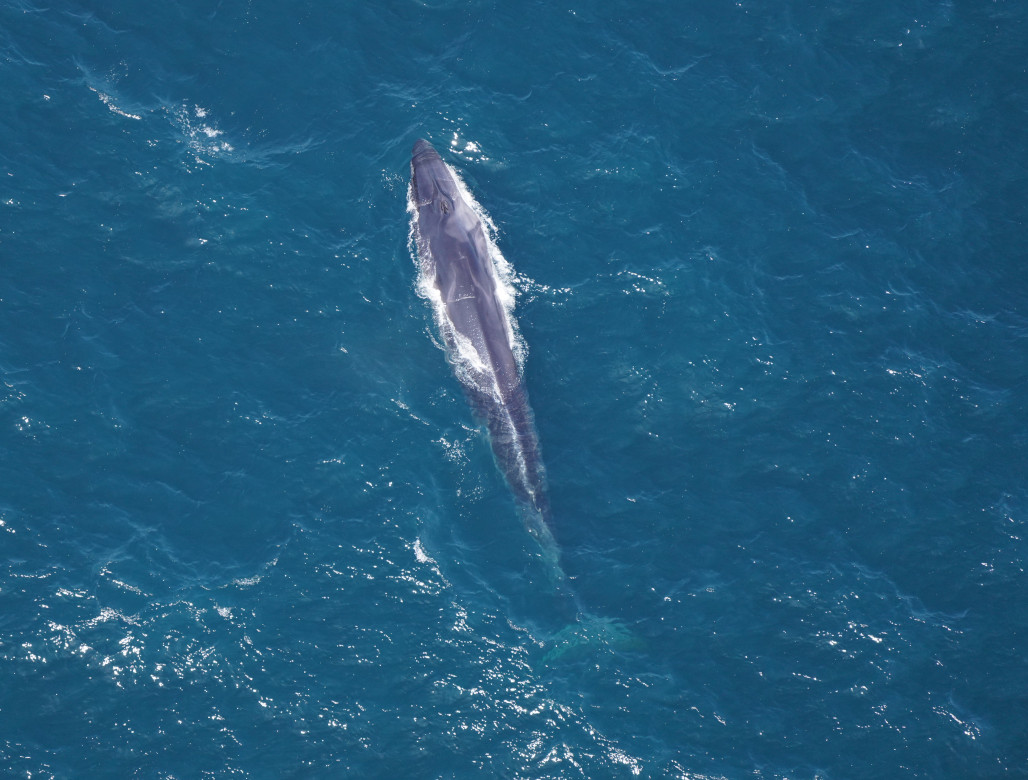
[408,140,638,658]
[408,139,559,572]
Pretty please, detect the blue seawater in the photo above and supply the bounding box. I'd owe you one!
[2,1,1027,777]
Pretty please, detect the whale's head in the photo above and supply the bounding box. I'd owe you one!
[410,139,459,218]
[411,138,439,164]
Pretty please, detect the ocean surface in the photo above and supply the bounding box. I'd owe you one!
[2,1,1027,777]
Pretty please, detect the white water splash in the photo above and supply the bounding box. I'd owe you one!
[89,86,142,120]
